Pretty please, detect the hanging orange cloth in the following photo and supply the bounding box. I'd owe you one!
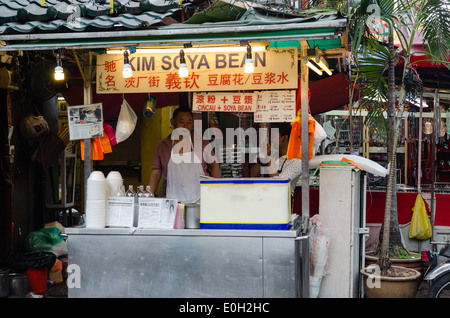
[81,138,104,161]
[99,134,112,154]
[286,114,316,160]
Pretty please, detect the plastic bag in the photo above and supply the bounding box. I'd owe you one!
[80,137,104,160]
[8,251,56,272]
[409,193,432,240]
[115,99,137,143]
[308,215,332,298]
[103,122,117,146]
[25,228,64,252]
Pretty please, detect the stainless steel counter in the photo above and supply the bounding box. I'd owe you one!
[65,227,309,298]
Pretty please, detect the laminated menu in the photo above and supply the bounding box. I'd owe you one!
[137,198,177,229]
[106,197,134,227]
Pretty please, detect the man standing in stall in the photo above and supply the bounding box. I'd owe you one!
[149,107,221,204]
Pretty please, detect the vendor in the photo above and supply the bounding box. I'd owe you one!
[148,107,221,204]
[250,122,301,197]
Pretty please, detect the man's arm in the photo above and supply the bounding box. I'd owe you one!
[149,169,162,194]
[208,161,221,178]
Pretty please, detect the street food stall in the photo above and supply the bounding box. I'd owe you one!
[0,0,353,298]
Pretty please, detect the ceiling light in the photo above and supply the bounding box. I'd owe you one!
[305,58,322,76]
[244,44,254,74]
[315,56,332,76]
[179,49,188,78]
[122,51,132,78]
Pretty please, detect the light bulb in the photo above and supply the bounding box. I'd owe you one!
[179,63,188,78]
[123,63,132,78]
[178,49,188,78]
[244,58,254,73]
[54,65,64,81]
[244,44,254,73]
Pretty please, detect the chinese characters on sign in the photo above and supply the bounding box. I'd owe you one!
[254,90,297,123]
[96,48,298,93]
[192,92,257,112]
[192,90,296,123]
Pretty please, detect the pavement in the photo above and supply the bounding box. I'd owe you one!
[40,278,431,298]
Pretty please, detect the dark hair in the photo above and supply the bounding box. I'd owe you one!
[270,122,292,138]
[173,107,193,120]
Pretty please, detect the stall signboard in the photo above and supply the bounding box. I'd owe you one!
[96,47,298,93]
[254,90,297,122]
[192,92,257,112]
[67,103,103,140]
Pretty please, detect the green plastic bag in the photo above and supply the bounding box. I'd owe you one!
[409,194,432,240]
[25,228,64,252]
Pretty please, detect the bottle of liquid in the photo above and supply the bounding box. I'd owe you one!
[137,185,146,197]
[125,185,136,197]
[145,185,154,197]
[114,185,126,197]
[126,185,138,227]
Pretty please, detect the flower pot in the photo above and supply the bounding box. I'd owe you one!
[360,266,421,298]
[365,254,426,275]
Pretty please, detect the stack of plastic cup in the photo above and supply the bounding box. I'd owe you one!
[85,171,107,228]
[106,171,123,198]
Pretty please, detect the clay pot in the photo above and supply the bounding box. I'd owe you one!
[360,266,421,298]
[365,254,426,275]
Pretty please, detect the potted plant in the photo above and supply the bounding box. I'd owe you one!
[348,0,450,297]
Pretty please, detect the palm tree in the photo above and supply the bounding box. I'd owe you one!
[348,0,450,274]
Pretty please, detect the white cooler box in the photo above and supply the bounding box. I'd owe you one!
[199,178,291,230]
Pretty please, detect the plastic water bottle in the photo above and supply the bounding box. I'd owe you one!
[126,185,138,226]
[145,185,154,197]
[125,185,136,197]
[137,185,146,197]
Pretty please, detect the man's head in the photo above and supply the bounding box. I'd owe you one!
[270,122,291,156]
[171,107,194,131]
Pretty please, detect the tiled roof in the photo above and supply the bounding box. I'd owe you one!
[0,0,185,34]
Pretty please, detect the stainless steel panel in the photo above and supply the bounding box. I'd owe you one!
[66,228,307,298]
[69,234,262,298]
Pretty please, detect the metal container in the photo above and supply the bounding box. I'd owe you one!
[185,204,200,229]
[9,273,29,298]
[0,268,10,298]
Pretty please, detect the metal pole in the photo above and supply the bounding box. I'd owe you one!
[83,52,93,210]
[418,92,423,192]
[300,40,309,219]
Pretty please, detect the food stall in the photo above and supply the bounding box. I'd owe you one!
[0,0,350,298]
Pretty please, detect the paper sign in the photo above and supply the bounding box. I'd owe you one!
[192,92,257,112]
[254,90,296,122]
[138,198,177,229]
[67,103,103,140]
[106,197,134,227]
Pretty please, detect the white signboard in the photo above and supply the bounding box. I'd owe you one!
[138,198,177,229]
[192,92,257,112]
[254,90,297,123]
[67,103,103,140]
